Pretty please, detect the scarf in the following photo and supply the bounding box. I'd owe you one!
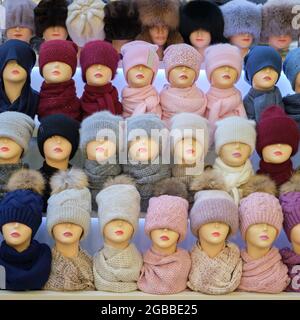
[122,85,162,118]
[187,242,242,295]
[280,247,300,292]
[81,83,122,119]
[138,247,191,295]
[44,247,94,291]
[38,79,82,122]
[0,240,51,291]
[93,243,143,293]
[283,93,300,131]
[238,248,290,293]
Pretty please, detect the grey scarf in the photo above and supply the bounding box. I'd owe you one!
[283,93,300,131]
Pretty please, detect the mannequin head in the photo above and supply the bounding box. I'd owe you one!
[6,27,33,43]
[262,144,293,164]
[291,224,300,255]
[2,60,27,84]
[211,66,238,89]
[295,73,300,94]
[43,135,72,167]
[174,138,203,165]
[246,223,277,251]
[0,137,23,165]
[168,66,196,88]
[2,222,32,252]
[127,64,154,88]
[219,142,252,167]
[86,139,117,162]
[149,25,169,47]
[198,222,229,245]
[268,35,292,51]
[103,219,134,249]
[53,223,83,245]
[252,67,279,91]
[85,64,113,87]
[42,61,73,84]
[230,33,254,50]
[151,228,179,255]
[129,137,159,162]
[189,29,211,52]
[43,26,68,41]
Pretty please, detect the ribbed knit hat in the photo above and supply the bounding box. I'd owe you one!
[0,112,35,155]
[47,168,91,240]
[283,48,300,91]
[215,116,257,154]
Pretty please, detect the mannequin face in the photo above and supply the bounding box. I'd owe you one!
[262,144,292,164]
[43,26,68,41]
[6,27,33,43]
[294,73,300,93]
[252,67,279,90]
[149,25,169,46]
[189,29,211,51]
[86,139,116,162]
[0,137,23,164]
[230,33,254,49]
[219,142,252,167]
[86,64,112,87]
[174,138,203,165]
[103,220,134,244]
[151,228,179,249]
[268,35,292,50]
[168,66,196,88]
[43,135,72,162]
[198,222,229,245]
[2,60,27,83]
[42,61,73,84]
[246,223,277,249]
[129,137,159,162]
[291,224,300,253]
[53,223,83,244]
[211,66,238,89]
[127,65,154,88]
[2,222,32,251]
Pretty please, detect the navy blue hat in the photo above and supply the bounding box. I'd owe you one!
[283,48,300,91]
[244,45,282,85]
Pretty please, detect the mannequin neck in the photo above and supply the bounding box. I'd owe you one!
[4,79,26,104]
[45,157,69,170]
[157,46,164,60]
[112,39,130,54]
[246,242,271,260]
[104,238,130,250]
[196,47,206,57]
[240,47,250,58]
[12,238,31,253]
[152,242,177,255]
[292,242,300,255]
[55,240,79,258]
[199,239,225,258]
[0,156,21,165]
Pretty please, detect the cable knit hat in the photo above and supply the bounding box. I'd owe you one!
[39,39,78,77]
[256,106,299,157]
[66,0,106,47]
[204,44,243,82]
[283,48,300,91]
[215,116,257,154]
[47,168,91,240]
[163,44,202,81]
[145,195,188,243]
[244,45,282,85]
[121,40,159,82]
[80,40,119,82]
[0,112,35,155]
[0,170,45,238]
[37,114,80,159]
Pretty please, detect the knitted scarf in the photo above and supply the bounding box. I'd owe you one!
[81,83,122,119]
[137,247,191,295]
[238,248,290,293]
[38,79,82,122]
[280,247,300,292]
[44,247,94,291]
[283,93,300,132]
[122,85,162,118]
[187,242,242,295]
[0,240,52,291]
[93,243,143,293]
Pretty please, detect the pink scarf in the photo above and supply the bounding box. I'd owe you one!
[238,248,290,293]
[137,247,191,295]
[122,85,162,118]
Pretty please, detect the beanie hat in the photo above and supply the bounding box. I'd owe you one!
[47,168,91,240]
[37,114,80,159]
[104,0,141,41]
[39,39,78,77]
[5,0,36,33]
[66,0,106,48]
[163,44,202,81]
[145,195,189,243]
[283,48,300,91]
[170,112,209,155]
[0,170,45,238]
[204,44,243,82]
[214,116,257,155]
[34,0,68,38]
[0,112,35,155]
[244,45,282,85]
[80,40,119,82]
[256,106,299,157]
[121,40,159,82]
[221,0,262,42]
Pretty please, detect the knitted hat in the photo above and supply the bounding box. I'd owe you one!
[204,44,243,82]
[283,48,300,91]
[170,112,209,155]
[34,0,68,38]
[80,40,119,82]
[163,44,202,81]
[145,195,188,243]
[0,170,45,238]
[221,0,262,42]
[256,106,299,157]
[121,40,159,82]
[39,39,78,77]
[47,168,91,240]
[244,45,282,85]
[66,0,106,47]
[37,114,80,159]
[0,112,35,155]
[5,0,36,33]
[214,116,257,154]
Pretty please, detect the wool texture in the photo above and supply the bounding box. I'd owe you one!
[283,94,300,131]
[280,248,300,292]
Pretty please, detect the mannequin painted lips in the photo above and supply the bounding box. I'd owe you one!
[51,33,61,37]
[263,76,272,81]
[259,235,269,241]
[274,151,283,156]
[53,147,63,153]
[212,232,220,237]
[96,146,105,153]
[115,230,124,236]
[242,38,251,42]
[11,69,20,75]
[94,73,103,78]
[10,232,20,238]
[136,73,144,80]
[52,70,61,76]
[160,235,169,241]
[196,38,204,42]
[13,33,23,38]
[186,148,195,155]
[0,147,9,152]
[232,152,241,158]
[63,232,73,238]
[222,74,231,80]
[138,147,147,153]
[179,74,188,80]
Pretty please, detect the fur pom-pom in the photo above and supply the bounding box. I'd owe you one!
[241,174,277,198]
[103,175,136,189]
[153,178,188,200]
[7,169,45,195]
[280,173,300,194]
[189,169,226,192]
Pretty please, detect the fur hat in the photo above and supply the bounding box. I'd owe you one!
[241,174,278,198]
[153,177,189,201]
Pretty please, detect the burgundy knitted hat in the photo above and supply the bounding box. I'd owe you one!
[80,40,119,83]
[256,105,299,157]
[39,39,78,77]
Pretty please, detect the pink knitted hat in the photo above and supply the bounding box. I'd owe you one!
[204,43,243,82]
[145,195,189,243]
[163,44,202,81]
[239,192,283,239]
[121,40,159,82]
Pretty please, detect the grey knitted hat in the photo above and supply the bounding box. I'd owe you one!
[283,47,300,91]
[46,168,92,240]
[0,111,35,156]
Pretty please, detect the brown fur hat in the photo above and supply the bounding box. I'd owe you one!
[153,177,189,200]
[280,172,300,195]
[103,174,136,189]
[241,174,277,198]
[189,169,227,192]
